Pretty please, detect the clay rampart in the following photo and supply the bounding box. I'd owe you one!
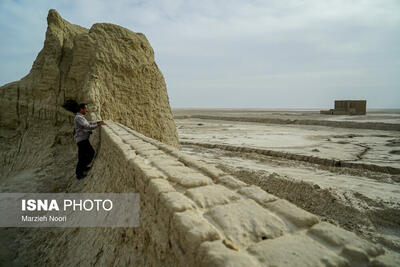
[69,120,395,266]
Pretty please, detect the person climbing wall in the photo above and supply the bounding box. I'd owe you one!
[62,100,106,179]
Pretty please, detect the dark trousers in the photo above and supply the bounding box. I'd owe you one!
[75,139,95,177]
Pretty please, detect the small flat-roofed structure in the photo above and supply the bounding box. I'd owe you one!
[321,100,366,115]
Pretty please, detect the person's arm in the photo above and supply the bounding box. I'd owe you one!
[75,116,98,131]
[89,121,98,128]
[89,120,106,127]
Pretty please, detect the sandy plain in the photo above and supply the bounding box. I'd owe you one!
[173,108,400,254]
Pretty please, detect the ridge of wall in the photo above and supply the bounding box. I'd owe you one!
[78,121,398,266]
[186,115,400,132]
[180,141,400,175]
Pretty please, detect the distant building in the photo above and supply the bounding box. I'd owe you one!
[320,100,366,115]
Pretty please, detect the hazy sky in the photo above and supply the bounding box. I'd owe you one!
[1,0,399,108]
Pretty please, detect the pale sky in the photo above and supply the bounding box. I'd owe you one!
[1,0,399,108]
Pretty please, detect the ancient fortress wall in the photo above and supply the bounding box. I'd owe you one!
[60,120,395,267]
[0,8,178,182]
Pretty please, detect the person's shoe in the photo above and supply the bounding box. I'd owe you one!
[76,173,86,180]
[83,166,91,172]
[83,166,91,175]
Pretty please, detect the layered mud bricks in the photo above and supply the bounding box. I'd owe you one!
[96,121,399,266]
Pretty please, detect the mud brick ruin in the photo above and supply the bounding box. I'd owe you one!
[321,100,367,115]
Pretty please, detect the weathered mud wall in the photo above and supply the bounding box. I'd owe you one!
[27,121,397,266]
[0,9,178,180]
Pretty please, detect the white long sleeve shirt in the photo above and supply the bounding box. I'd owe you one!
[74,113,98,143]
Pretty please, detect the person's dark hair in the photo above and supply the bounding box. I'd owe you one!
[78,103,87,111]
[62,99,87,113]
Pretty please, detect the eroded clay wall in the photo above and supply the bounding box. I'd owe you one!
[37,121,398,267]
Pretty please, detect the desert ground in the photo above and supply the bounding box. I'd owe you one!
[173,108,400,254]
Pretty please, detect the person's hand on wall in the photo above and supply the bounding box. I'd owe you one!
[97,121,107,126]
